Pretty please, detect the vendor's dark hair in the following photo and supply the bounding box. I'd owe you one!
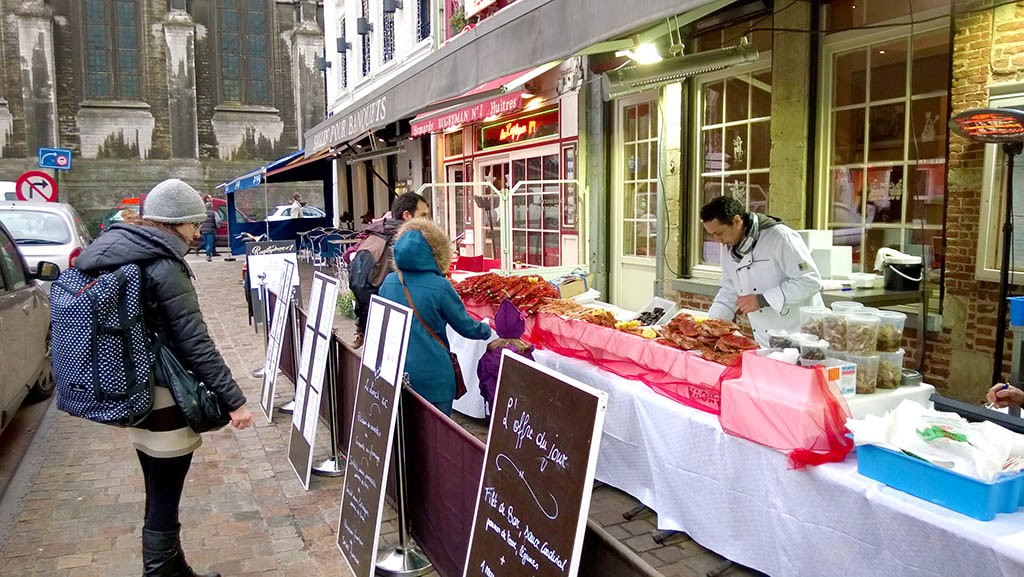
[700,196,747,224]
[391,192,425,218]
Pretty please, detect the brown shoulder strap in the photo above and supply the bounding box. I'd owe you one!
[398,271,448,351]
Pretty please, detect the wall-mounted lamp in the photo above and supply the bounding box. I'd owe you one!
[315,55,331,71]
[602,38,758,101]
[336,35,351,52]
[356,17,372,35]
[384,0,403,13]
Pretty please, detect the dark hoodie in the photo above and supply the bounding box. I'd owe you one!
[74,224,246,411]
[377,219,491,405]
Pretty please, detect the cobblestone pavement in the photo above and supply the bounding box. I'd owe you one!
[0,255,763,577]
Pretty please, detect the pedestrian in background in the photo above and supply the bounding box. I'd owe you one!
[290,193,303,218]
[74,178,253,577]
[377,218,491,415]
[200,201,218,262]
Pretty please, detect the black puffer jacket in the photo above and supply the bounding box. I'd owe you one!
[75,223,246,411]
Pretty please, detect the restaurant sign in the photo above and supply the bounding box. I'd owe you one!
[480,107,559,150]
[304,95,389,157]
[410,91,525,137]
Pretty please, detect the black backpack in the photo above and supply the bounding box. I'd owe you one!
[49,264,155,426]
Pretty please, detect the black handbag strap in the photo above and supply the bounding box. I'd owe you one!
[397,271,450,353]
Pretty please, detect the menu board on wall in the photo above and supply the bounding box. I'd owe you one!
[259,260,296,423]
[287,272,340,490]
[336,296,412,577]
[463,352,608,577]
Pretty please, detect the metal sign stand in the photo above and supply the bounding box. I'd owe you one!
[376,388,432,577]
[312,343,344,477]
[279,292,301,415]
[251,273,270,378]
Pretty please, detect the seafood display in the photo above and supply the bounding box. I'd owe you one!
[454,273,559,315]
[655,313,758,366]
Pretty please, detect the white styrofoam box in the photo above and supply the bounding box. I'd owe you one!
[797,229,834,250]
[811,245,853,279]
[845,383,935,419]
[637,296,678,325]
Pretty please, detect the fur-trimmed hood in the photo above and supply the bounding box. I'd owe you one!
[393,218,452,275]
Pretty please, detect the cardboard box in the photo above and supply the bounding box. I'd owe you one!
[811,246,853,279]
[551,274,588,299]
[797,229,834,250]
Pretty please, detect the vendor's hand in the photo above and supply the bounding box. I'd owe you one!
[736,294,762,314]
[986,384,1024,409]
[229,405,253,430]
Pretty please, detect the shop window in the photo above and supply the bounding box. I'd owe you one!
[216,0,271,105]
[82,0,141,100]
[695,68,772,266]
[825,0,950,33]
[821,18,949,274]
[445,130,464,157]
[978,89,1024,284]
[510,154,561,267]
[621,101,659,259]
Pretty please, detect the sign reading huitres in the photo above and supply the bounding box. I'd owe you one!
[463,352,608,577]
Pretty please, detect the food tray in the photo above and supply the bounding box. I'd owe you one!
[856,442,1024,521]
[634,296,678,325]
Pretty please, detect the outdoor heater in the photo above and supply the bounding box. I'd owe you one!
[949,106,1024,386]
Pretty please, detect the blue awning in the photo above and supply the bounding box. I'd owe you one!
[217,150,306,194]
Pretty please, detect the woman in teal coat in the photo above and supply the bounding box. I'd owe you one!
[378,218,492,415]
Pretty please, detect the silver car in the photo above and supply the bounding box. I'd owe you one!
[0,221,59,433]
[0,202,92,273]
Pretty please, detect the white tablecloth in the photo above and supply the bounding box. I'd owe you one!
[531,350,1024,577]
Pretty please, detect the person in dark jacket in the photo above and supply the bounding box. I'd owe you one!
[377,218,491,415]
[75,178,252,577]
[200,201,217,261]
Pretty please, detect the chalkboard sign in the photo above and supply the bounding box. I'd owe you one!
[287,272,340,490]
[464,352,608,577]
[336,296,413,577]
[260,260,296,423]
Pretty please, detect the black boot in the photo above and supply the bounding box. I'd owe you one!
[142,527,220,577]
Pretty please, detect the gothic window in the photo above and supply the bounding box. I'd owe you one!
[83,0,141,99]
[216,0,272,105]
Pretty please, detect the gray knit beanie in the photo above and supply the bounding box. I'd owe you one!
[143,179,206,224]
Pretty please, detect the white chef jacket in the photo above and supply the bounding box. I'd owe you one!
[707,223,824,347]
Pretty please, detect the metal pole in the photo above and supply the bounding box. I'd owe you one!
[994,142,1023,386]
[375,389,432,577]
[279,291,301,415]
[312,337,344,477]
[251,273,270,375]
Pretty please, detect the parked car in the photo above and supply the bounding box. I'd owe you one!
[0,221,60,434]
[266,204,327,221]
[1,180,15,201]
[103,196,246,246]
[0,202,92,273]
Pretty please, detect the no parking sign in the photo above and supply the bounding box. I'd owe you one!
[15,170,58,202]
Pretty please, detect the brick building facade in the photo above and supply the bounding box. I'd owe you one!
[0,0,325,229]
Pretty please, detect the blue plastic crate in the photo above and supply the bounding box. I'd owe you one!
[856,443,1024,521]
[1010,296,1024,327]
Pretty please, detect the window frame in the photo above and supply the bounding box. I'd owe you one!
[212,0,274,107]
[688,57,773,279]
[78,0,144,102]
[978,86,1024,284]
[814,16,949,267]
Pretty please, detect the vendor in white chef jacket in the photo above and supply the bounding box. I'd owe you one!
[700,196,824,347]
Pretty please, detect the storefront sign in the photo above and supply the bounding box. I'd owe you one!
[480,108,560,150]
[465,0,498,18]
[949,107,1024,143]
[410,91,524,137]
[304,95,389,157]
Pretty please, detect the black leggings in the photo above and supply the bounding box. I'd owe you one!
[136,450,194,531]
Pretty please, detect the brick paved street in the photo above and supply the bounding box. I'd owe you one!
[0,255,762,577]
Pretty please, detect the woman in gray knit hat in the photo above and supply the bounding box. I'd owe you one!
[74,178,253,577]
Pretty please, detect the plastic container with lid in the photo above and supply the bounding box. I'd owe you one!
[846,352,880,394]
[797,336,830,362]
[799,306,830,339]
[859,306,881,316]
[831,301,865,314]
[846,313,880,355]
[823,310,849,352]
[875,310,907,352]
[766,329,793,349]
[876,349,905,389]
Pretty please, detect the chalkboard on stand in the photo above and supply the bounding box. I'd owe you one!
[464,352,608,577]
[336,296,413,577]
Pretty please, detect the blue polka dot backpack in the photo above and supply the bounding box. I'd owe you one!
[49,264,154,426]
